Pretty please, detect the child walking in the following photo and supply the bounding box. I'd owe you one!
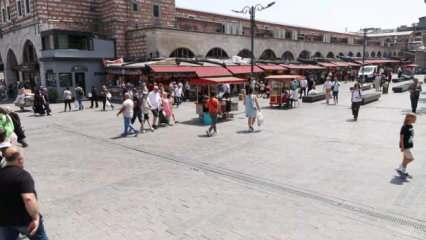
[396,113,417,178]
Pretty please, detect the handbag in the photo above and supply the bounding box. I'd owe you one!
[257,111,264,127]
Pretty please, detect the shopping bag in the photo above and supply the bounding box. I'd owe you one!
[257,111,264,127]
[203,112,212,126]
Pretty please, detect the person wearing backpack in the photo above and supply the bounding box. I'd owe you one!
[244,86,261,132]
[351,82,362,121]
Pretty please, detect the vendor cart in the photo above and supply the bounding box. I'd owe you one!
[265,75,304,108]
[190,76,248,124]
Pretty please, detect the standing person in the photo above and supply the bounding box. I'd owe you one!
[161,92,175,125]
[332,79,341,104]
[184,81,191,101]
[397,66,403,79]
[100,85,114,111]
[41,88,51,116]
[0,107,28,148]
[0,147,49,240]
[307,77,314,94]
[140,92,154,133]
[147,86,162,129]
[206,92,219,137]
[244,87,261,132]
[396,113,417,178]
[351,82,363,121]
[300,77,308,98]
[409,78,422,113]
[89,86,99,108]
[116,92,138,137]
[374,74,381,92]
[63,87,73,112]
[32,90,45,116]
[174,83,183,108]
[323,77,333,104]
[131,90,143,129]
[75,86,85,111]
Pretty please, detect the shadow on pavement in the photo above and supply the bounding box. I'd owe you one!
[236,130,262,134]
[390,175,409,185]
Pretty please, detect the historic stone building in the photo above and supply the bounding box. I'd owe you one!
[0,0,397,94]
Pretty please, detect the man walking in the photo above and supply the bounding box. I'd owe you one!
[147,86,162,129]
[89,86,99,108]
[300,77,308,98]
[409,78,422,113]
[0,147,49,240]
[117,92,138,137]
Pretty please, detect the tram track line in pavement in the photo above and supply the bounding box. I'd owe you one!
[49,123,426,236]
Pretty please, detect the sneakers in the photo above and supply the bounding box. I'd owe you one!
[206,130,211,137]
[249,127,254,132]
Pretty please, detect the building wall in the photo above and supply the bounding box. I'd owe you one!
[140,28,393,60]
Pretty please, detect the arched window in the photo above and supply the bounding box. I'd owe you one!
[206,47,229,59]
[313,52,323,58]
[237,49,254,58]
[170,48,195,58]
[326,52,335,58]
[281,51,294,63]
[259,49,277,60]
[348,52,354,57]
[370,51,376,58]
[298,50,311,60]
[377,51,382,58]
[356,52,362,57]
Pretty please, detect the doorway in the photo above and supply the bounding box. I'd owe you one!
[74,72,86,93]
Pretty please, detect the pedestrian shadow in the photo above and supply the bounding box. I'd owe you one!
[390,175,409,185]
[345,118,356,122]
[179,118,205,126]
[236,130,262,134]
[110,134,137,140]
[197,134,210,138]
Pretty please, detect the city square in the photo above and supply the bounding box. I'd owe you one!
[12,79,426,240]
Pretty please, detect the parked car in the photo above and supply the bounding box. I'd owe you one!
[358,65,378,82]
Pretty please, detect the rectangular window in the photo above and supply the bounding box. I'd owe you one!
[132,3,138,11]
[25,0,30,14]
[46,71,57,87]
[53,33,91,50]
[55,34,68,49]
[68,35,88,49]
[153,5,160,17]
[1,8,5,23]
[17,0,23,17]
[59,73,72,88]
[42,36,51,50]
[6,6,11,21]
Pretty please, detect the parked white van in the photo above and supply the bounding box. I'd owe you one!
[358,65,378,82]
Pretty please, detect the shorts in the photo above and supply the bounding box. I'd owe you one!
[151,109,159,117]
[143,113,149,120]
[333,91,339,97]
[403,149,414,160]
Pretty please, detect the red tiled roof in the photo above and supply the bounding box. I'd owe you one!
[257,64,287,71]
[226,65,264,74]
[190,77,248,85]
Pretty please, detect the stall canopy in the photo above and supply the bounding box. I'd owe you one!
[226,65,264,75]
[257,64,287,71]
[149,65,231,77]
[317,62,338,68]
[190,76,248,86]
[354,59,401,65]
[265,75,305,81]
[281,64,325,70]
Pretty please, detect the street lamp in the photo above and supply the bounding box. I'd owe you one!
[361,28,375,83]
[232,2,276,83]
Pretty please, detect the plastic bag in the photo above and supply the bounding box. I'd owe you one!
[257,111,264,127]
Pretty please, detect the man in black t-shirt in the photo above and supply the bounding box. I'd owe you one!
[0,147,48,240]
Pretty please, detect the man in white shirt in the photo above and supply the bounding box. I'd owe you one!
[323,78,333,104]
[117,92,138,137]
[174,83,183,107]
[300,77,308,98]
[147,86,162,129]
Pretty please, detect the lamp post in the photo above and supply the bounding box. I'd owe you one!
[232,2,276,83]
[361,28,374,83]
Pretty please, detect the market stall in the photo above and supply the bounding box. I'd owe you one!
[190,76,248,122]
[265,75,305,108]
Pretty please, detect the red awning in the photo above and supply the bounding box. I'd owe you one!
[190,77,248,86]
[226,65,264,74]
[404,64,417,68]
[317,62,338,68]
[149,65,231,77]
[281,64,325,70]
[257,64,287,71]
[265,75,305,81]
[355,59,401,65]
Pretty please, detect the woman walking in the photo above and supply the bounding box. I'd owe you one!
[63,87,73,112]
[244,87,261,132]
[351,82,363,121]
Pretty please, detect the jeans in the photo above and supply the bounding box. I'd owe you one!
[123,117,137,136]
[131,111,142,125]
[410,94,419,113]
[77,99,84,110]
[0,217,48,240]
[352,102,361,119]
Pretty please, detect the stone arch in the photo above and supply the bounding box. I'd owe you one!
[298,50,311,60]
[356,52,362,57]
[348,52,354,57]
[370,51,376,58]
[170,47,195,58]
[5,49,19,88]
[259,49,277,60]
[237,49,254,59]
[281,51,295,63]
[326,52,335,58]
[22,40,40,89]
[206,47,229,59]
[313,52,323,58]
[377,51,382,58]
[338,52,344,57]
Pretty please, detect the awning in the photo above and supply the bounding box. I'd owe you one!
[257,64,287,71]
[317,62,338,68]
[149,65,231,77]
[404,64,418,68]
[329,61,353,67]
[281,64,325,70]
[190,77,248,86]
[265,75,305,81]
[226,65,264,74]
[355,59,401,65]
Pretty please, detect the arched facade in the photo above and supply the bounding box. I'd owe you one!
[170,48,195,58]
[281,51,295,63]
[326,52,335,58]
[238,49,254,59]
[5,49,18,88]
[298,50,311,60]
[22,40,40,89]
[356,52,362,57]
[313,52,323,58]
[377,51,382,58]
[348,52,354,57]
[206,47,229,59]
[370,51,376,58]
[259,49,277,60]
[338,52,344,57]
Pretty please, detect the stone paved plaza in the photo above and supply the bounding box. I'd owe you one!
[9,79,426,240]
